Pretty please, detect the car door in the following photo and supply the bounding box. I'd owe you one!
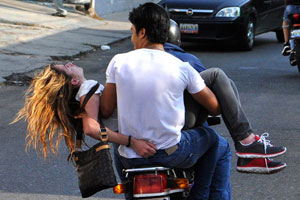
[268,0,285,30]
[252,0,273,33]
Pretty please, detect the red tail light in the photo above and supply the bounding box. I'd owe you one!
[293,13,300,21]
[292,14,300,27]
[134,174,167,194]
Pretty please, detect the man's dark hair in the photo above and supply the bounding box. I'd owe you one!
[129,3,170,44]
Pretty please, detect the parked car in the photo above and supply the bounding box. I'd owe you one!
[158,0,285,50]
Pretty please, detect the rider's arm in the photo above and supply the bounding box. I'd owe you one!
[100,83,117,118]
[191,86,221,116]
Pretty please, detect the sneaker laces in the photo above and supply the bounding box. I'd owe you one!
[264,158,271,173]
[255,132,273,154]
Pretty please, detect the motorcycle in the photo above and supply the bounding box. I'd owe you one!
[288,13,300,73]
[113,117,220,200]
[113,92,221,200]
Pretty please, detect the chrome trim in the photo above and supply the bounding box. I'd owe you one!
[169,8,214,13]
[134,191,168,198]
[172,169,177,178]
[124,166,169,173]
[169,189,185,194]
[133,189,185,198]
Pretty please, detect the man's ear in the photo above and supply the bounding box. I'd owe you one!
[71,77,80,86]
[139,28,146,39]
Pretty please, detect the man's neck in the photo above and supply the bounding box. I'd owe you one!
[142,41,165,51]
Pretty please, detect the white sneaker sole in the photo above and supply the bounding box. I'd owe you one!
[236,147,287,158]
[237,163,286,174]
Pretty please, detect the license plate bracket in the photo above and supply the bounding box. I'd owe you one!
[291,29,300,38]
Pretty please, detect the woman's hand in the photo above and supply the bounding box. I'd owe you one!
[130,137,157,158]
[105,128,157,158]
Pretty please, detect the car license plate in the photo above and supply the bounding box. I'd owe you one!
[291,29,300,38]
[180,23,198,34]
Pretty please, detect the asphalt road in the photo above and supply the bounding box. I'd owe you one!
[0,32,299,200]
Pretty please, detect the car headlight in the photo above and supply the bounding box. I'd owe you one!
[216,7,240,17]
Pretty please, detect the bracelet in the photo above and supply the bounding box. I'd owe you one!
[126,136,131,147]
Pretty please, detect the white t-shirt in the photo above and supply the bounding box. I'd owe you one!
[75,80,104,101]
[106,48,206,158]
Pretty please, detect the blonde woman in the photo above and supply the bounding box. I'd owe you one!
[11,62,156,159]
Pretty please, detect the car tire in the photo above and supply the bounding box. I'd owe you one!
[275,29,284,43]
[239,18,255,51]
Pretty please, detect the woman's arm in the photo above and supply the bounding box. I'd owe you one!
[80,93,102,139]
[81,94,157,158]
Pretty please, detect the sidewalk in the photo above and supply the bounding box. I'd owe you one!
[0,0,131,83]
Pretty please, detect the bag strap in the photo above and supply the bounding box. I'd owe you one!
[80,83,100,113]
[76,83,102,148]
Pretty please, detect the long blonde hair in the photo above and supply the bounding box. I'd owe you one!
[11,65,77,158]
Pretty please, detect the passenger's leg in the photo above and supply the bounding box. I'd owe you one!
[282,5,292,56]
[199,68,286,160]
[200,68,253,142]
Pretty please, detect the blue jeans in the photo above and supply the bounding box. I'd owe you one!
[209,135,231,200]
[53,0,67,15]
[113,126,231,200]
[284,5,300,23]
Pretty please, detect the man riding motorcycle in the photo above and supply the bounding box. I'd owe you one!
[101,2,284,199]
[101,3,230,200]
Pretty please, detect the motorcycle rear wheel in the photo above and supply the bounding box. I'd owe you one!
[295,39,300,73]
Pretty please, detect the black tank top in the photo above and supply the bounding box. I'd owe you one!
[286,0,300,5]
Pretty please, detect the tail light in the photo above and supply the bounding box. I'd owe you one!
[293,14,300,27]
[113,183,127,194]
[134,174,167,194]
[293,14,300,21]
[174,178,190,189]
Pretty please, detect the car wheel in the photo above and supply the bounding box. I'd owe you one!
[275,29,284,43]
[239,18,255,51]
